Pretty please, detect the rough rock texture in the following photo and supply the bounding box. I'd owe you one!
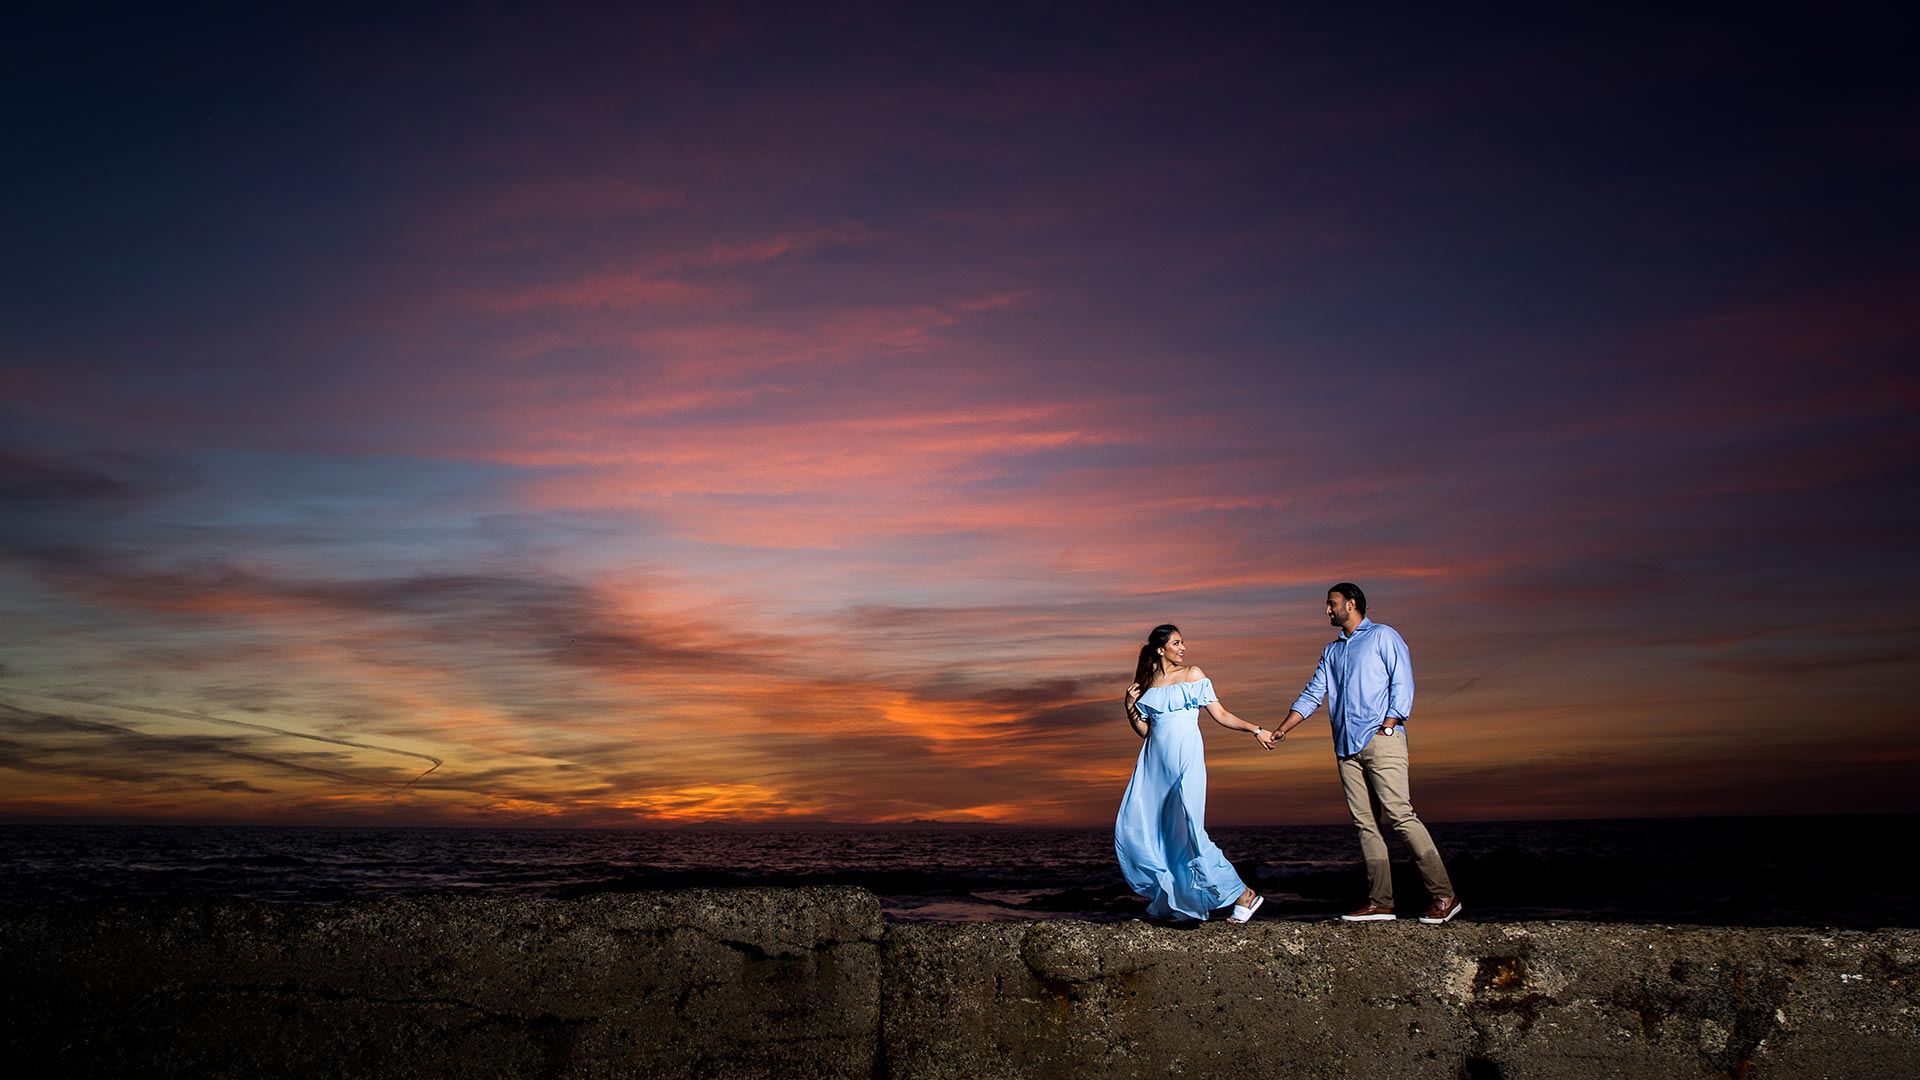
[4,890,1916,1079]
[0,888,883,1079]
[885,918,1920,1080]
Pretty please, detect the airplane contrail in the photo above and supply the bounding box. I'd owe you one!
[0,701,414,791]
[0,691,444,790]
[1422,642,1546,709]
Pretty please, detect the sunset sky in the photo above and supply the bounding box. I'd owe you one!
[3,4,1916,827]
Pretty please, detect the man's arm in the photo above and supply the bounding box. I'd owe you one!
[1274,650,1330,741]
[1383,628,1413,729]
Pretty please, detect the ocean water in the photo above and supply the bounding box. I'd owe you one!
[1,816,1908,929]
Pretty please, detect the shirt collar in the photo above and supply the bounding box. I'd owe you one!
[1340,617,1374,641]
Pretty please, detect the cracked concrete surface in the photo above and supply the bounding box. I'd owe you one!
[886,918,1920,1080]
[4,891,1915,1079]
[2,888,883,1079]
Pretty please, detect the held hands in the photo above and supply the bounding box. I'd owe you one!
[1254,726,1279,751]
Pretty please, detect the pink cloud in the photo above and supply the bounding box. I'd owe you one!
[476,274,734,313]
[419,178,687,242]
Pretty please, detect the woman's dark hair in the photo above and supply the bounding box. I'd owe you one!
[1133,624,1180,691]
[1329,582,1366,615]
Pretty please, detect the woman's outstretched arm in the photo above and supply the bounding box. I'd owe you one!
[1189,668,1276,749]
[1202,700,1277,750]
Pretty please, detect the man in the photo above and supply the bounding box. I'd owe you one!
[1270,583,1461,924]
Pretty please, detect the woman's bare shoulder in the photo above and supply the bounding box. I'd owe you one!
[1182,665,1211,683]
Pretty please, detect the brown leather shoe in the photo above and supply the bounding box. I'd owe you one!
[1340,901,1396,922]
[1418,897,1463,924]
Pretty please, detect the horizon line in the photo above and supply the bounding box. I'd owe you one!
[2,808,1913,831]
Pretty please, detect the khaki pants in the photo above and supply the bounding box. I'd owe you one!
[1338,730,1453,908]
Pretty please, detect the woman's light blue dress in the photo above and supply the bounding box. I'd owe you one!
[1114,677,1248,920]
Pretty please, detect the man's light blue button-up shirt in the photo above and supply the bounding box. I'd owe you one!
[1289,618,1414,758]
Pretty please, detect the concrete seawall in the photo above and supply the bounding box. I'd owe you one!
[3,889,1914,1079]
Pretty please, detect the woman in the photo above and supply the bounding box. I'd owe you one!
[1114,623,1273,922]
